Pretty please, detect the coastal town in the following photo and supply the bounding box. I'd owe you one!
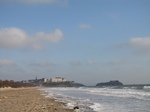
[22,77,68,85]
[0,77,84,88]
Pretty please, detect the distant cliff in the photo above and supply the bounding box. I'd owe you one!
[96,80,123,86]
[42,81,85,87]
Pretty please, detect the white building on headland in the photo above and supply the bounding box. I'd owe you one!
[50,77,67,83]
[44,78,49,83]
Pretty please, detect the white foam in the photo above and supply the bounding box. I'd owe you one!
[88,87,150,101]
[90,103,103,112]
[144,86,150,89]
[40,87,150,112]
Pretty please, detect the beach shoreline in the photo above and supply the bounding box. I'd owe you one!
[0,87,74,112]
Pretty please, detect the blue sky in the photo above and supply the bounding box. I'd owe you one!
[0,0,150,86]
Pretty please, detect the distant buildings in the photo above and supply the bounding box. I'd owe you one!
[44,78,49,83]
[22,77,67,85]
[22,80,29,83]
[50,77,67,83]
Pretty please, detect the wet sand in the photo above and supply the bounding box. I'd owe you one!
[0,87,74,112]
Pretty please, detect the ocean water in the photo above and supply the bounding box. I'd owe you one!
[40,85,150,112]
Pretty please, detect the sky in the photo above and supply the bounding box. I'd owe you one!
[0,0,150,86]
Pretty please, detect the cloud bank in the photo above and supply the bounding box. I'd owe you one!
[70,61,81,66]
[0,0,69,5]
[129,37,150,48]
[104,12,120,19]
[128,37,150,55]
[107,60,125,65]
[79,24,91,29]
[0,27,63,49]
[30,62,55,67]
[87,60,95,64]
[0,59,15,66]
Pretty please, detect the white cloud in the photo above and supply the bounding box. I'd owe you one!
[1,0,69,5]
[70,61,81,66]
[79,24,91,29]
[87,60,95,64]
[0,27,63,49]
[35,29,63,43]
[0,59,15,66]
[107,60,125,65]
[128,37,150,55]
[30,62,55,67]
[0,28,28,48]
[129,37,150,48]
[104,12,120,19]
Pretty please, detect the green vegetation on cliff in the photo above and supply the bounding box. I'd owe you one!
[0,80,36,88]
[43,81,85,87]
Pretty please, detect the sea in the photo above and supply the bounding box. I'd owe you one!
[40,85,150,112]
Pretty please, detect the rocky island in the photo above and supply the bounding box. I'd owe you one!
[96,80,123,86]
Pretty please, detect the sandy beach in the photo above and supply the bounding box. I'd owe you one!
[0,87,74,112]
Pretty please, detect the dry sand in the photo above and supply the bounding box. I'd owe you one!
[0,87,74,112]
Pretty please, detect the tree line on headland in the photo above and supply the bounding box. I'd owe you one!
[0,79,84,88]
[0,80,36,88]
[0,79,124,88]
